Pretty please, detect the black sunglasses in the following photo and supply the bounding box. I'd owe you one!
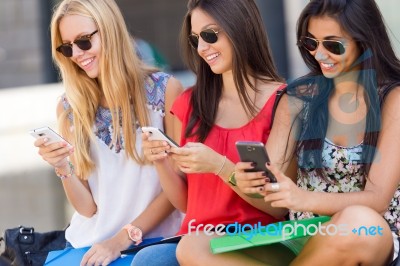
[188,28,220,49]
[56,30,98,57]
[299,36,346,55]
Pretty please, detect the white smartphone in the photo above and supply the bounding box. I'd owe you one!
[141,126,179,148]
[29,126,71,146]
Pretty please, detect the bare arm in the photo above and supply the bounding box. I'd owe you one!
[130,192,177,235]
[263,87,400,216]
[233,94,301,217]
[34,99,96,217]
[142,76,188,212]
[266,94,300,177]
[56,100,97,217]
[99,191,177,251]
[81,188,177,265]
[217,158,288,219]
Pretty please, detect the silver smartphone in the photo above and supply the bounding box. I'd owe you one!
[235,141,277,182]
[29,126,71,146]
[141,126,179,148]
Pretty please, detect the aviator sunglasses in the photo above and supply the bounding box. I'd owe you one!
[299,36,346,55]
[56,30,98,57]
[188,28,220,49]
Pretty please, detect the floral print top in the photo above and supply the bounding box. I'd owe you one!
[289,139,400,234]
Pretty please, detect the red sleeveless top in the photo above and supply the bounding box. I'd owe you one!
[171,85,286,234]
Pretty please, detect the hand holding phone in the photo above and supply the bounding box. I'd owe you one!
[235,141,277,182]
[29,126,71,146]
[141,127,179,148]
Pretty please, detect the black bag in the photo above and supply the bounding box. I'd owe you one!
[0,226,66,266]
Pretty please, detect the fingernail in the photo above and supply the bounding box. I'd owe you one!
[261,172,267,177]
[266,162,271,166]
[258,186,264,192]
[251,162,256,167]
[265,177,270,182]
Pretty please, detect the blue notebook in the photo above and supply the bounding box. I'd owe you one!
[45,237,163,265]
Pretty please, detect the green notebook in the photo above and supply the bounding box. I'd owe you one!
[210,216,331,254]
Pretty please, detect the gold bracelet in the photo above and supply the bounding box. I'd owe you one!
[215,155,227,176]
[55,161,74,179]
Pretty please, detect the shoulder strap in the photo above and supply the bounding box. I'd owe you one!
[271,86,287,126]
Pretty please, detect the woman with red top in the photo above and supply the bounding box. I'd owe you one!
[131,0,287,265]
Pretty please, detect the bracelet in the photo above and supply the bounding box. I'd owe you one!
[228,171,237,186]
[215,155,227,176]
[55,161,74,179]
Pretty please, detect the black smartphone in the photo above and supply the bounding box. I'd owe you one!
[235,141,277,183]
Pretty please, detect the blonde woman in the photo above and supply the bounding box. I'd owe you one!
[33,0,183,265]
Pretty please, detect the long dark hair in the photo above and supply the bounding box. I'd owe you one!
[180,0,283,142]
[292,0,400,182]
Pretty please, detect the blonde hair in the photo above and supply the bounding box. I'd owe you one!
[51,0,153,180]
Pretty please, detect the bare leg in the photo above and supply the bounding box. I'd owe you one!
[292,205,393,266]
[177,232,295,266]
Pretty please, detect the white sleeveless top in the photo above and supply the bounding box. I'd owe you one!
[64,72,182,248]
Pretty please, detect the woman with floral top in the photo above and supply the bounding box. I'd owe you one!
[230,0,400,265]
[32,0,183,265]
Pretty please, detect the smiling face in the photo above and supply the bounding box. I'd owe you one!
[190,8,233,75]
[59,15,101,78]
[307,15,360,79]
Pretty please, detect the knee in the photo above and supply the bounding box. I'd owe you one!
[325,205,393,263]
[328,205,391,248]
[332,205,385,227]
[177,234,213,266]
[176,235,195,265]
